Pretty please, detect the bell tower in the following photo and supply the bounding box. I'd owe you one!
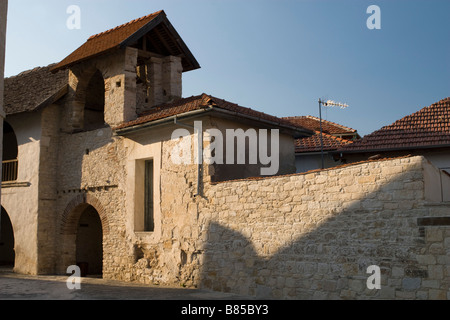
[52,10,200,130]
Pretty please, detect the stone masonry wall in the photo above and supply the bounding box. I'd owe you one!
[55,126,130,276]
[37,105,60,273]
[42,101,450,300]
[195,156,450,299]
[115,126,207,285]
[115,150,449,299]
[116,117,297,287]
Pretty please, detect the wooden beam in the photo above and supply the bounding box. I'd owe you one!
[142,35,147,51]
[137,49,164,60]
[120,12,200,72]
[153,25,177,55]
[161,19,200,71]
[120,12,166,49]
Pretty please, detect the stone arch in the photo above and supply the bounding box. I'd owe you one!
[60,193,109,236]
[69,64,107,131]
[59,193,110,275]
[72,64,106,103]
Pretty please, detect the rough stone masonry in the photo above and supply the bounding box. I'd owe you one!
[97,152,449,300]
[3,10,449,300]
[195,156,450,299]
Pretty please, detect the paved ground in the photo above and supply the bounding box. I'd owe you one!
[0,267,252,300]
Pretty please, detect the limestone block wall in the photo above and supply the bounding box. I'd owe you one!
[66,48,138,131]
[97,151,450,299]
[47,104,450,300]
[37,104,60,273]
[112,116,299,286]
[113,124,205,285]
[55,126,129,275]
[104,123,450,300]
[419,225,450,299]
[145,56,183,108]
[195,156,449,299]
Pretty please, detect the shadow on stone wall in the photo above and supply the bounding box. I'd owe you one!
[198,162,447,300]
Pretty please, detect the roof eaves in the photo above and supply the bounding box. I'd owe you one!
[34,84,69,112]
[306,115,357,133]
[335,143,450,155]
[50,44,123,73]
[159,16,201,72]
[119,11,166,49]
[50,48,119,73]
[6,84,68,116]
[121,12,200,72]
[115,106,213,135]
[209,107,313,138]
[294,131,353,154]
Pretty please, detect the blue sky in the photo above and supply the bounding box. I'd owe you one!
[4,0,450,136]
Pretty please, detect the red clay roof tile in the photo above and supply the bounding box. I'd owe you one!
[51,10,200,72]
[294,131,353,153]
[282,116,358,135]
[339,97,450,152]
[114,93,313,135]
[52,11,163,72]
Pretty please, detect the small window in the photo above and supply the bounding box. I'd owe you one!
[144,160,154,232]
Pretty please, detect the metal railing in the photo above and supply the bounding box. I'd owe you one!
[2,159,18,182]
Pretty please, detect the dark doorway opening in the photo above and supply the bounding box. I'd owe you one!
[2,121,18,182]
[83,69,105,131]
[76,206,103,277]
[0,207,15,267]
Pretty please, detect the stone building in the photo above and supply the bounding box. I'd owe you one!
[1,10,450,299]
[1,11,310,277]
[337,97,450,202]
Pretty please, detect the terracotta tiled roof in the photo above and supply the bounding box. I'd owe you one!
[51,10,199,72]
[294,131,353,153]
[340,97,450,152]
[282,116,358,135]
[115,93,313,136]
[4,64,68,115]
[52,11,162,72]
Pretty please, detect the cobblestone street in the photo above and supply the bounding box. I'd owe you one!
[0,268,250,300]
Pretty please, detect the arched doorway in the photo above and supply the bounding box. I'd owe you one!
[76,205,103,277]
[0,207,15,268]
[60,195,109,277]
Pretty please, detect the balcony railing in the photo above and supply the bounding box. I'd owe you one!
[2,159,18,182]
